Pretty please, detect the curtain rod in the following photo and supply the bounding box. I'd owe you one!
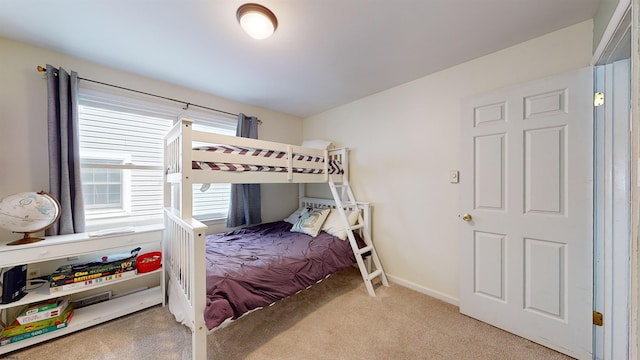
[36,65,243,119]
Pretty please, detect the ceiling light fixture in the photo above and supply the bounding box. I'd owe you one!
[236,3,278,40]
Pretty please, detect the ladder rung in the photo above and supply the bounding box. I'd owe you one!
[358,245,373,255]
[340,202,356,208]
[333,184,348,188]
[367,269,383,281]
[350,223,364,231]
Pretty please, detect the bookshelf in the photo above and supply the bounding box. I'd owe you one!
[0,224,164,355]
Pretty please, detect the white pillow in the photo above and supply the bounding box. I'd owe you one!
[284,207,307,224]
[321,209,359,240]
[301,139,333,150]
[291,208,331,237]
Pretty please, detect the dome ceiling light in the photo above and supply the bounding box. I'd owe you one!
[236,3,278,40]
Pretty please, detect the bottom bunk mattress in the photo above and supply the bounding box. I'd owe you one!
[203,220,359,330]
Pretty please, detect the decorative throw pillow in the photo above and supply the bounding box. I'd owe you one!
[290,207,331,237]
[284,207,307,224]
[301,139,333,150]
[321,209,359,240]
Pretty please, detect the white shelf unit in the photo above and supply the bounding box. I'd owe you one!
[0,224,164,355]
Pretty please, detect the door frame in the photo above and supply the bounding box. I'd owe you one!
[591,1,636,358]
[630,2,639,358]
[593,60,631,360]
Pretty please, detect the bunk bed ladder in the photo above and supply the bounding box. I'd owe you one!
[328,179,389,296]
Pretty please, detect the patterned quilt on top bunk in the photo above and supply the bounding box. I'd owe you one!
[192,145,344,174]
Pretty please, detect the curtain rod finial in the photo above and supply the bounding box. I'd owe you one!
[37,65,46,72]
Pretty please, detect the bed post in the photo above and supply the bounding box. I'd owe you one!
[191,221,208,360]
[164,133,170,211]
[298,183,305,208]
[180,118,194,220]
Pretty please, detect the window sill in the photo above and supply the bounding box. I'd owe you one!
[85,216,163,232]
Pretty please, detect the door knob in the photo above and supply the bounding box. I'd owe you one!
[462,213,473,222]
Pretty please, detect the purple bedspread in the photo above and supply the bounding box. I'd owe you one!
[203,221,358,330]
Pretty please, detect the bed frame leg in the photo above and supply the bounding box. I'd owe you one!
[193,323,207,360]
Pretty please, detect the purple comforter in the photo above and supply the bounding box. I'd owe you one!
[203,221,358,330]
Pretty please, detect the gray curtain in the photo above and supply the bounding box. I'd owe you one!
[46,65,85,235]
[226,113,262,227]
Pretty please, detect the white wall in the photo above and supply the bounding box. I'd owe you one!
[303,20,594,303]
[0,37,302,240]
[593,0,622,51]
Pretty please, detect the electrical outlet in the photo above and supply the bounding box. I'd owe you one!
[28,268,40,279]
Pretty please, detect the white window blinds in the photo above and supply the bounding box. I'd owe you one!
[78,84,236,229]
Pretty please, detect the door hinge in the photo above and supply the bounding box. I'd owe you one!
[594,92,605,107]
[593,310,603,326]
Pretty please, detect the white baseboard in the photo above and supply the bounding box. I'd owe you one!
[385,273,459,307]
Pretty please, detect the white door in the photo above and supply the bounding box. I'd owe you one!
[459,67,593,359]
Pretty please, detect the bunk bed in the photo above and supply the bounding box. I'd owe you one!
[163,118,387,360]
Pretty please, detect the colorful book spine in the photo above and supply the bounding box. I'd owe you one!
[0,322,68,346]
[16,297,70,325]
[49,270,137,294]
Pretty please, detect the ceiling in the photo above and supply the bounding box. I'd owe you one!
[0,0,601,118]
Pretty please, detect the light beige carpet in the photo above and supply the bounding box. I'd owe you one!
[4,267,573,360]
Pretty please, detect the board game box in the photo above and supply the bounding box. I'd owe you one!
[16,297,70,325]
[49,271,136,294]
[1,303,73,338]
[20,297,60,316]
[48,247,140,287]
[0,321,69,346]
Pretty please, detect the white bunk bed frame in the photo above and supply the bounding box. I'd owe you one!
[163,118,386,360]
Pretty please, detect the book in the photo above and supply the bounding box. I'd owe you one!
[0,322,68,346]
[16,297,70,325]
[49,270,137,294]
[1,303,73,338]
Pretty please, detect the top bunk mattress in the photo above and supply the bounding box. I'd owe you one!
[191,145,344,174]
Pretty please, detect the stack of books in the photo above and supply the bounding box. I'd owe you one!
[48,248,140,294]
[0,298,73,346]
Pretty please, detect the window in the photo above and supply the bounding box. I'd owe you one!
[78,84,236,230]
[81,158,123,209]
